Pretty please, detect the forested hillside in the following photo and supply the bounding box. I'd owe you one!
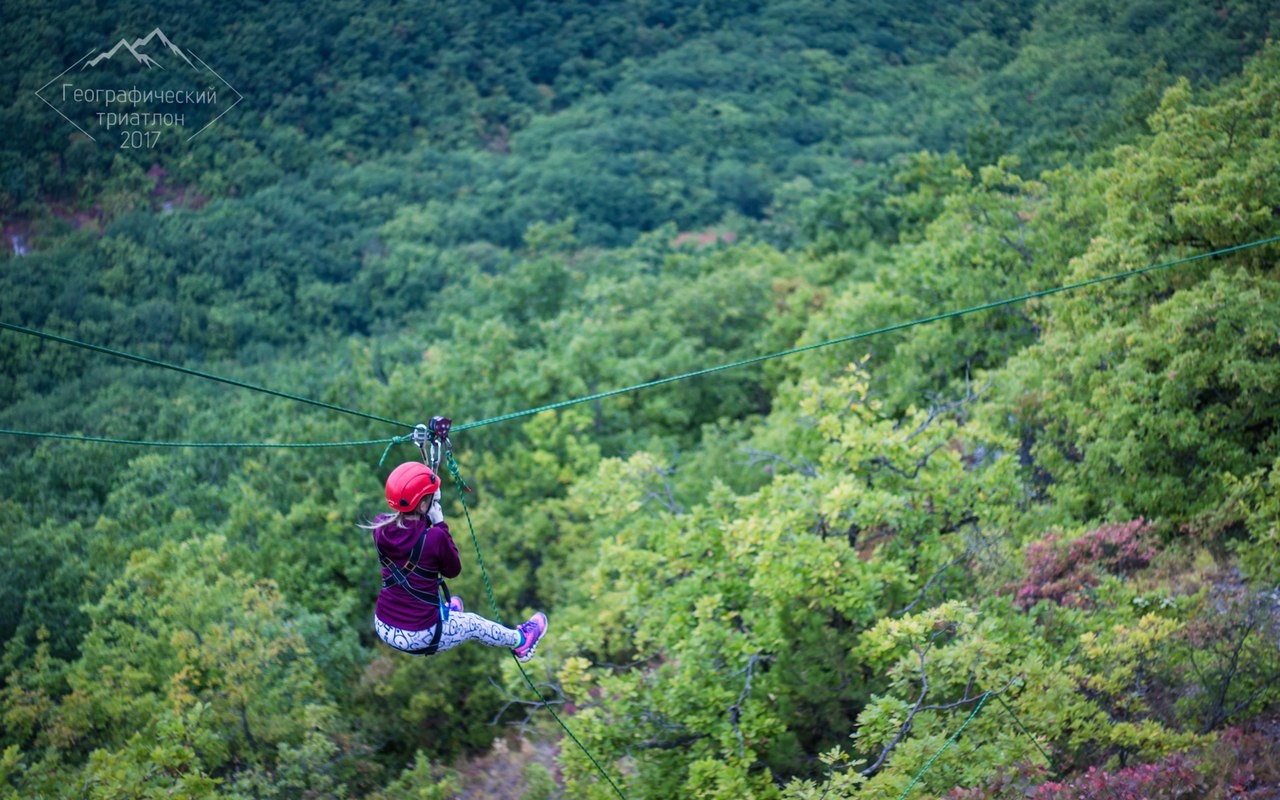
[2,1,1279,798]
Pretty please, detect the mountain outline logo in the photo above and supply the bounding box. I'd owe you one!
[82,28,198,71]
[35,26,242,143]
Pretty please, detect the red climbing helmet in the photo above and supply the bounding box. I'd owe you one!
[385,462,441,512]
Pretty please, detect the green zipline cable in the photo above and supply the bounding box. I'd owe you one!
[994,693,1055,773]
[890,692,1053,797]
[896,692,991,800]
[0,428,397,450]
[443,449,629,800]
[453,235,1280,433]
[0,320,415,429]
[5,237,1275,451]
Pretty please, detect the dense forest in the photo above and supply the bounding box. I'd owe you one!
[3,1,1280,798]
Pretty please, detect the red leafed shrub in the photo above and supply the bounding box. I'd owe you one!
[1009,519,1156,610]
[1027,753,1203,799]
[947,754,1201,800]
[949,719,1280,800]
[1202,724,1280,799]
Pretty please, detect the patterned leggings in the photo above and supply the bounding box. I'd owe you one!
[375,611,521,655]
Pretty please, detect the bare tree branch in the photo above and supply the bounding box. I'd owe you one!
[859,632,1013,778]
[489,677,568,727]
[729,654,762,760]
[860,643,936,778]
[971,204,1034,266]
[895,548,972,617]
[904,378,990,442]
[741,447,819,478]
[864,441,948,480]
[640,464,684,515]
[625,711,708,752]
[632,732,707,751]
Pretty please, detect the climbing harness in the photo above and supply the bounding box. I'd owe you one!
[373,524,454,655]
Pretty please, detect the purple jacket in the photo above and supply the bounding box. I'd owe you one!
[373,516,461,631]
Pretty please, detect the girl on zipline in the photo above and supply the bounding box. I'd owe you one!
[365,461,547,661]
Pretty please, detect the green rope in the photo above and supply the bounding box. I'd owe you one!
[1,428,397,450]
[453,236,1280,433]
[896,692,991,800]
[994,693,1055,774]
[442,449,629,800]
[379,434,417,466]
[6,237,1274,445]
[0,321,414,430]
[443,449,499,615]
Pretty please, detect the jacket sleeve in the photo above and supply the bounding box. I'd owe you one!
[433,522,463,579]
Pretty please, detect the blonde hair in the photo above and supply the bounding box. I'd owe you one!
[358,494,430,531]
[358,511,411,531]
